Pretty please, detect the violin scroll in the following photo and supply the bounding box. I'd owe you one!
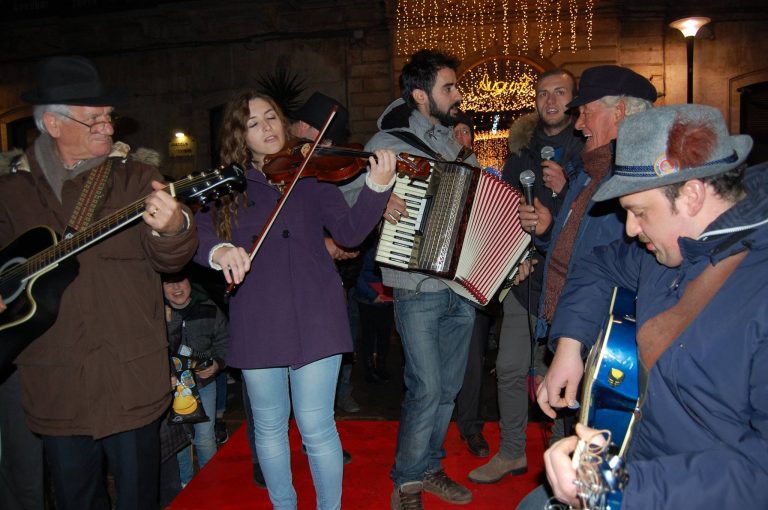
[394,154,431,180]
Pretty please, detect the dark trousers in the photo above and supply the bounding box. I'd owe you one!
[0,370,44,510]
[456,309,492,437]
[43,419,161,510]
[357,301,393,372]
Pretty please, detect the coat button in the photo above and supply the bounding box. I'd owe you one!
[282,229,290,238]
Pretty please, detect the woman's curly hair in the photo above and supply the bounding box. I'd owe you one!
[213,90,290,240]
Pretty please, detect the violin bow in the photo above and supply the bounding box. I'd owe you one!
[226,106,338,295]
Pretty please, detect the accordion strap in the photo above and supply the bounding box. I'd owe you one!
[389,130,444,161]
[389,129,475,164]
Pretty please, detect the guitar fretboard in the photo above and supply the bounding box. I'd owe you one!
[4,167,242,283]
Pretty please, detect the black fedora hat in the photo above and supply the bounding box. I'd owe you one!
[21,55,127,106]
[291,92,350,143]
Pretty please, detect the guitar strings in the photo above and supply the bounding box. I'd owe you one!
[573,429,613,510]
[0,176,207,283]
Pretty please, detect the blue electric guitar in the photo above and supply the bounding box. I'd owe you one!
[580,286,639,454]
[572,287,638,509]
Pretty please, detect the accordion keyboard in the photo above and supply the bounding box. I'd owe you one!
[376,170,432,268]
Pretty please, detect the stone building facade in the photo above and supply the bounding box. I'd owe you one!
[0,0,766,176]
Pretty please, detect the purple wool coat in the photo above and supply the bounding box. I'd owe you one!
[195,168,390,369]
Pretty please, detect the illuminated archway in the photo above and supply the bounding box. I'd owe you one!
[457,55,549,171]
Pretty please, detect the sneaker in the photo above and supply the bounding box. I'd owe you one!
[336,394,360,413]
[214,421,228,445]
[467,453,528,484]
[423,469,472,504]
[391,482,424,510]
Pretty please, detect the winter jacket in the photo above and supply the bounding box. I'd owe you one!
[533,145,627,340]
[194,165,391,369]
[501,112,583,219]
[550,162,768,509]
[501,112,584,311]
[165,288,229,387]
[0,138,197,439]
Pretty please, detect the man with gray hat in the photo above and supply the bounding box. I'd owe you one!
[0,55,197,509]
[521,103,768,509]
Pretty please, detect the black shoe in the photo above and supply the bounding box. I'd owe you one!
[461,433,490,458]
[252,462,266,488]
[365,369,386,384]
[375,367,391,382]
[214,420,228,445]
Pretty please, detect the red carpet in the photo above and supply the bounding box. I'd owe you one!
[168,420,548,509]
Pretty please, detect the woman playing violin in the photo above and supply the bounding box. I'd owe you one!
[193,90,396,510]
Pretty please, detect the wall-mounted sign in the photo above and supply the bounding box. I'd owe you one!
[169,137,196,157]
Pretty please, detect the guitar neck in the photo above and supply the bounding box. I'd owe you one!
[22,172,234,279]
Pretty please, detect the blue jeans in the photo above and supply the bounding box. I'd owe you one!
[215,370,228,417]
[242,355,343,510]
[390,288,475,486]
[177,381,218,485]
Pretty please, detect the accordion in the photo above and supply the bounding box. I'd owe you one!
[375,161,530,305]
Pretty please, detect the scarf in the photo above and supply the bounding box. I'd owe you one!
[34,133,108,202]
[542,143,614,323]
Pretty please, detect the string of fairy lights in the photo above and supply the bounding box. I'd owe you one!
[395,0,595,169]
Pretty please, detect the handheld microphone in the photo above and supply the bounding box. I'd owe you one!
[519,170,535,206]
[540,146,557,197]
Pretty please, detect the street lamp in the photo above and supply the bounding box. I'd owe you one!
[670,17,711,103]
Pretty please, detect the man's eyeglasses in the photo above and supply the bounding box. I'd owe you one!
[57,112,117,133]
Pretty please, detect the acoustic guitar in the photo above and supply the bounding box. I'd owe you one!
[0,164,245,371]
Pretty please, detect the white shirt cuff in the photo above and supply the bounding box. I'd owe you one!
[365,172,396,193]
[209,242,235,270]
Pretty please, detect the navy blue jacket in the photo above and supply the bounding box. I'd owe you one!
[534,148,628,340]
[551,163,768,509]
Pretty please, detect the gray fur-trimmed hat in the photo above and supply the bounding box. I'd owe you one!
[593,104,753,201]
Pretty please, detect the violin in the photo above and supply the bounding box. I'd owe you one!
[227,108,429,296]
[262,138,431,184]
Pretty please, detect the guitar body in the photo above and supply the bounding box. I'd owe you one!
[0,164,245,376]
[0,226,79,373]
[580,286,639,456]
